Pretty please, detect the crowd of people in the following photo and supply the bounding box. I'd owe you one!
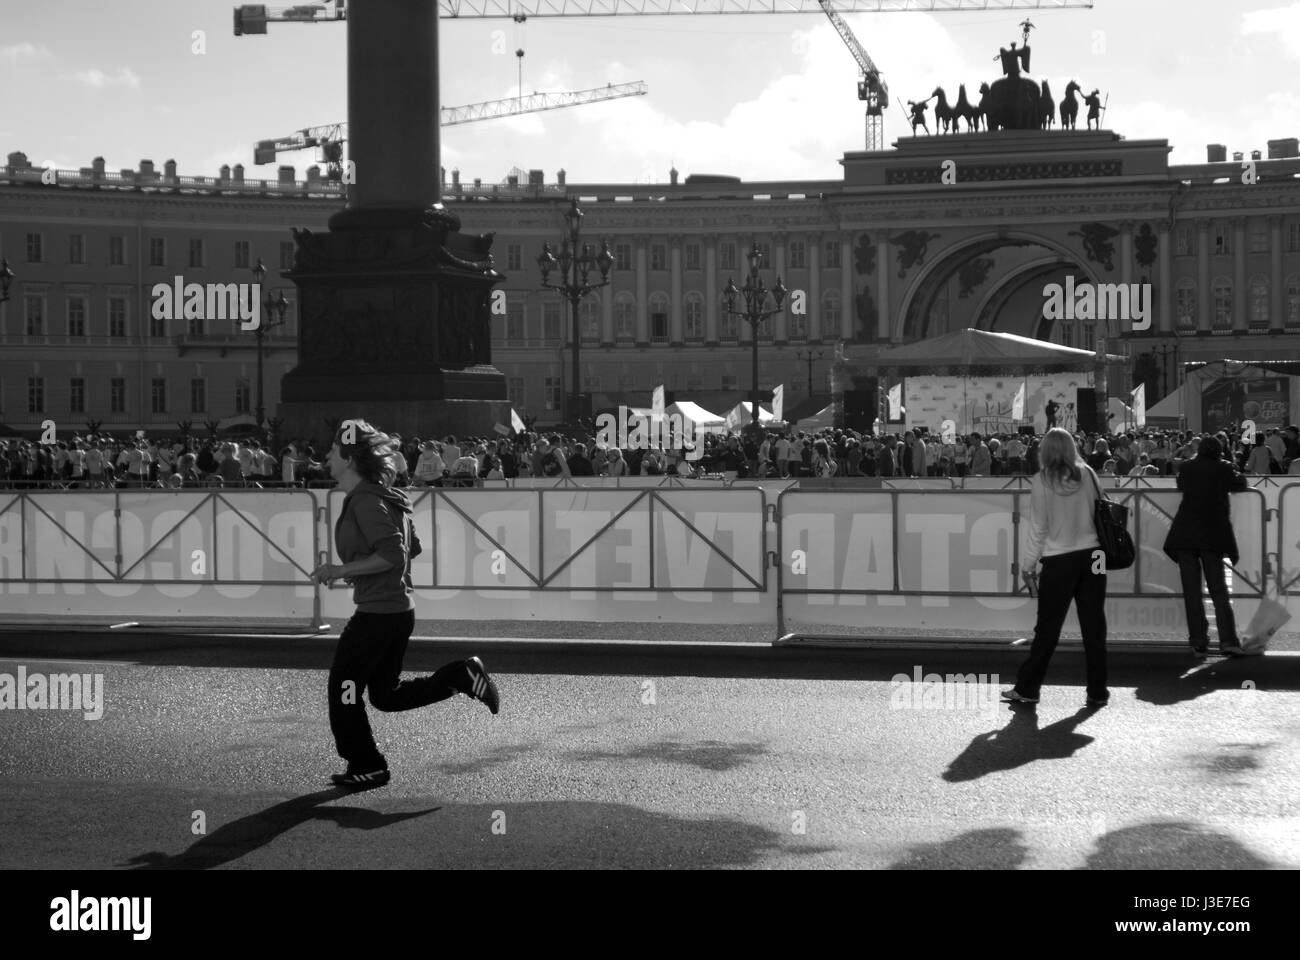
[3,422,1300,490]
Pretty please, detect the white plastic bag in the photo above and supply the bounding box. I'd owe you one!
[1240,566,1293,655]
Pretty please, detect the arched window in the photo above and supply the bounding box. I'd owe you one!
[1249,275,1270,331]
[1288,275,1300,329]
[580,297,600,343]
[1176,278,1196,330]
[615,292,636,341]
[649,292,669,342]
[1213,277,1232,331]
[684,292,704,341]
[821,290,841,333]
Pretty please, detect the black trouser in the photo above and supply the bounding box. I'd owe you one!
[1015,548,1108,701]
[1176,550,1238,649]
[328,610,464,770]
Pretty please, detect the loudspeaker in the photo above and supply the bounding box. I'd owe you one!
[844,385,877,432]
[1076,388,1098,432]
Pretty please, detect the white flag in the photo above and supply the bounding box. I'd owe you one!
[772,384,784,422]
[1012,381,1025,421]
[510,408,526,433]
[887,383,902,421]
[1130,383,1146,428]
[652,385,664,416]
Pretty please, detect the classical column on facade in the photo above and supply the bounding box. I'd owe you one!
[876,230,891,342]
[1196,219,1211,334]
[1119,220,1135,336]
[1269,214,1284,332]
[669,234,683,346]
[601,283,614,346]
[635,236,649,346]
[840,233,854,341]
[1158,219,1173,334]
[1232,216,1247,334]
[772,232,788,343]
[704,234,719,345]
[807,232,822,343]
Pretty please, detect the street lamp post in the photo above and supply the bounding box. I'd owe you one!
[251,258,290,438]
[795,348,825,397]
[723,241,787,432]
[537,199,615,425]
[1154,341,1179,397]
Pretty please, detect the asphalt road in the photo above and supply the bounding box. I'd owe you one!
[1,632,1297,870]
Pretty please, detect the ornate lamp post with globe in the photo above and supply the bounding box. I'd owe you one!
[723,241,787,434]
[250,258,290,439]
[536,200,615,425]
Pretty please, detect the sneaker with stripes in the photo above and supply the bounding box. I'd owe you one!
[330,767,391,789]
[462,657,500,715]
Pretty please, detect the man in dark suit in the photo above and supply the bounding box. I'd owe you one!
[1162,434,1248,657]
[1045,399,1058,429]
[877,437,897,477]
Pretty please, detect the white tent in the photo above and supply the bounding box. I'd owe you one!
[796,404,834,432]
[1107,396,1143,430]
[724,402,775,429]
[665,401,727,434]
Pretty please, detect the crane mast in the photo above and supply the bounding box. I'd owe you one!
[818,1,888,150]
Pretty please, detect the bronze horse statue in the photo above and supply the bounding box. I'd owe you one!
[1039,80,1055,129]
[955,83,982,131]
[932,87,960,134]
[1059,80,1081,130]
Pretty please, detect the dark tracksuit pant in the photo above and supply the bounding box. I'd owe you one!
[1015,548,1108,701]
[328,609,465,770]
[1175,550,1238,649]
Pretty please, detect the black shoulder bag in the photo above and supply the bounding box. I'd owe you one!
[1086,468,1134,571]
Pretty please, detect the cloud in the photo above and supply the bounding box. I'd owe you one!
[1241,3,1300,58]
[73,67,141,90]
[0,42,52,64]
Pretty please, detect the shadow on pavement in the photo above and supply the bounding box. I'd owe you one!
[566,739,769,773]
[1082,821,1277,869]
[1133,655,1274,706]
[942,705,1099,782]
[123,789,441,870]
[888,827,1031,869]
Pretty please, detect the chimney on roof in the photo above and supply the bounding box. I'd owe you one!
[1268,138,1299,159]
[6,151,30,169]
[278,165,295,185]
[557,168,566,186]
[529,169,543,186]
[452,168,460,191]
[1232,151,1244,162]
[164,159,177,180]
[670,166,679,185]
[307,165,321,183]
[233,164,245,184]
[1207,144,1226,162]
[507,172,519,186]
[139,159,155,177]
[1251,149,1262,161]
[219,163,230,184]
[92,156,106,178]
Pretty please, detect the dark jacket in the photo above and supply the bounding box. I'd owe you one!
[1162,456,1248,564]
[334,482,414,613]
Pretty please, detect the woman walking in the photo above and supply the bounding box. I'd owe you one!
[1003,428,1109,707]
[1162,434,1248,657]
[310,419,499,789]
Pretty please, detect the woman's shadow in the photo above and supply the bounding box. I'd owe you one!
[943,705,1100,782]
[123,788,439,870]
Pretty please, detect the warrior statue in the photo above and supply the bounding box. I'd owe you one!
[985,35,1042,130]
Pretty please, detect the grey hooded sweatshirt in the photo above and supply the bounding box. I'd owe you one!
[334,481,414,613]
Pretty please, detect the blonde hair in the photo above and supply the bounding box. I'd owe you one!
[1039,427,1086,492]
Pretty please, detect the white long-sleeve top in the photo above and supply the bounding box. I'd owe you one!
[1023,465,1102,569]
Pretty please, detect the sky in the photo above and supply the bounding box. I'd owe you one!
[2,1,1299,186]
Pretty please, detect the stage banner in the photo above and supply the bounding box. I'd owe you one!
[905,372,1093,435]
[1200,369,1291,434]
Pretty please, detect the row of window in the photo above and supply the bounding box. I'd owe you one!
[497,290,843,344]
[1174,221,1300,257]
[507,373,789,412]
[506,239,843,273]
[22,233,296,271]
[1173,276,1300,328]
[13,290,295,338]
[18,378,252,416]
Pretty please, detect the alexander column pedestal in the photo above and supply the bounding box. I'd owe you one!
[274,0,508,445]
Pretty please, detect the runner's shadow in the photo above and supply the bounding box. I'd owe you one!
[889,827,1030,869]
[1133,657,1258,706]
[122,788,440,870]
[942,706,1097,782]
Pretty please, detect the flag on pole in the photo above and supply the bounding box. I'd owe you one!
[652,385,664,416]
[772,384,784,422]
[1012,381,1026,421]
[510,408,526,433]
[887,383,902,421]
[1130,383,1146,428]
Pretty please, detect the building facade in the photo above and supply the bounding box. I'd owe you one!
[3,127,1300,436]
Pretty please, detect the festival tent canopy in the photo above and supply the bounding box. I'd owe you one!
[724,402,775,427]
[1145,387,1185,426]
[868,328,1126,369]
[796,404,834,431]
[665,401,726,432]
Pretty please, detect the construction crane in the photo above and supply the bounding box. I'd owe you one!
[236,0,1092,30]
[255,82,648,179]
[818,0,888,150]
